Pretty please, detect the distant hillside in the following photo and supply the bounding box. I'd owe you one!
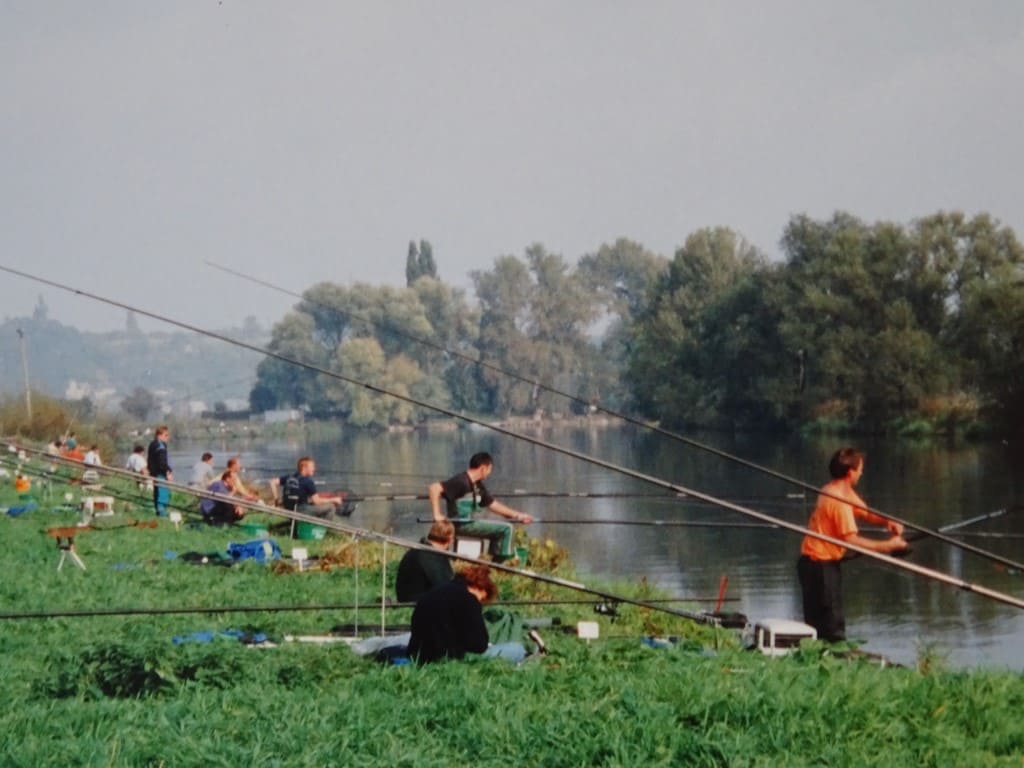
[0,309,267,413]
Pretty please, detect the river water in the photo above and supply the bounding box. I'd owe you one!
[173,424,1024,670]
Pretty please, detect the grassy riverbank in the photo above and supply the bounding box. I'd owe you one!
[1,460,1022,766]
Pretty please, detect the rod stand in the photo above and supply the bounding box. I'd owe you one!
[56,535,86,571]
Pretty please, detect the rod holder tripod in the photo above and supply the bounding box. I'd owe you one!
[48,527,87,572]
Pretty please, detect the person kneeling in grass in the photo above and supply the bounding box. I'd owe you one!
[200,471,245,526]
[408,564,525,664]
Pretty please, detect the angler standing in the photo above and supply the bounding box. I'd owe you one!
[147,425,173,517]
[797,447,907,642]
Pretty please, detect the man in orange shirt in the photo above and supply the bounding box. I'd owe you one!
[798,448,907,642]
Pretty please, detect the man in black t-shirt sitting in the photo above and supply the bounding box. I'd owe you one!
[428,452,532,561]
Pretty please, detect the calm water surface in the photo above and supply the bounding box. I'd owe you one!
[175,425,1024,670]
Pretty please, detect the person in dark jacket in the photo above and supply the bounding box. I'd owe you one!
[396,520,455,603]
[408,565,497,664]
[146,425,173,517]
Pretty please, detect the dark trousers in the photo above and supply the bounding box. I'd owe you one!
[797,555,846,642]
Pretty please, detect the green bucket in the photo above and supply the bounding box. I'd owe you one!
[239,522,269,539]
[295,521,327,540]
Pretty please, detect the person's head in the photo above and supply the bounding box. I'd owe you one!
[458,564,498,604]
[227,456,241,471]
[155,425,170,440]
[468,452,494,479]
[297,456,315,476]
[133,444,145,454]
[201,452,214,463]
[427,519,455,547]
[829,448,864,481]
[221,470,236,489]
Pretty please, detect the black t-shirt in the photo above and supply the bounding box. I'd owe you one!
[439,471,494,517]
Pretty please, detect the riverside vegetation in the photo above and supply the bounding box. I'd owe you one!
[1,453,1022,767]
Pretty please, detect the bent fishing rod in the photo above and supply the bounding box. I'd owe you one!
[206,260,1005,568]
[5,264,1024,611]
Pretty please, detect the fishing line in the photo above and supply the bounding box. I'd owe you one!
[206,260,1005,567]
[4,264,1024,613]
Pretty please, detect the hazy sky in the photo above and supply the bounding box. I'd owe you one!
[3,1,1023,334]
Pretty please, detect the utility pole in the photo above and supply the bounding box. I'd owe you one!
[16,328,32,419]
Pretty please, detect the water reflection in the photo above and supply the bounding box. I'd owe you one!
[173,426,1024,669]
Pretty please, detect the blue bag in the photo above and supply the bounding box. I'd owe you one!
[226,538,281,564]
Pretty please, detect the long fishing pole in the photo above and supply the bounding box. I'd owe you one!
[206,260,1014,568]
[418,507,1023,537]
[1,452,202,519]
[417,516,779,530]
[0,595,737,622]
[5,264,1024,612]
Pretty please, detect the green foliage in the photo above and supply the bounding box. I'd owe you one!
[0,392,74,440]
[472,245,599,416]
[626,212,1024,435]
[406,239,439,285]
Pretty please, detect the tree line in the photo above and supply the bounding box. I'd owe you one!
[249,213,1024,436]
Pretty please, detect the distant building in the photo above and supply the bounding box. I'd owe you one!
[261,408,304,425]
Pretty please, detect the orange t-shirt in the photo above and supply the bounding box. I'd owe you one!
[14,476,30,494]
[801,488,859,561]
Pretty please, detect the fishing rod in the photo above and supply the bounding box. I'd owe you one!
[413,509,1024,538]
[357,490,680,502]
[0,595,737,622]
[5,264,1024,613]
[206,260,1015,570]
[2,447,259,518]
[0,452,201,519]
[416,516,779,530]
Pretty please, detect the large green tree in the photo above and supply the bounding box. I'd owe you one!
[627,227,766,427]
[472,245,597,416]
[576,239,668,411]
[250,280,470,424]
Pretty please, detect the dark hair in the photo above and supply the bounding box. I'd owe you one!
[829,448,864,479]
[457,564,498,603]
[133,444,144,453]
[468,452,493,470]
[201,452,214,462]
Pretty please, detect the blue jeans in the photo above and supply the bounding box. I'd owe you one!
[153,475,170,516]
[483,642,527,664]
